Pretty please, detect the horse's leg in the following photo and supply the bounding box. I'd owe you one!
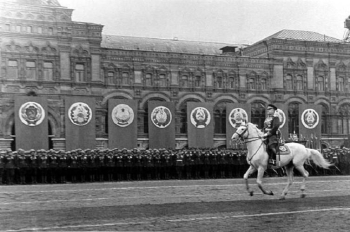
[280,166,294,200]
[243,165,256,196]
[257,166,273,195]
[295,165,309,198]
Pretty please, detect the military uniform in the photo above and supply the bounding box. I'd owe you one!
[263,104,281,164]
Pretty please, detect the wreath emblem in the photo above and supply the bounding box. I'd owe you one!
[112,104,134,127]
[229,108,248,128]
[68,102,92,126]
[274,109,286,129]
[190,107,211,128]
[19,102,45,126]
[151,106,172,128]
[301,109,319,129]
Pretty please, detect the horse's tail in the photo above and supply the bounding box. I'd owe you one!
[307,148,332,169]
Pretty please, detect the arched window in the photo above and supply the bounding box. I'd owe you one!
[159,74,167,87]
[228,77,235,89]
[288,102,300,135]
[107,72,114,84]
[251,102,265,129]
[248,78,256,90]
[338,104,350,135]
[321,104,329,134]
[260,78,267,90]
[216,76,223,89]
[195,75,202,87]
[214,102,227,134]
[122,72,129,85]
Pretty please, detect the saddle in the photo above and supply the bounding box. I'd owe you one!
[277,144,291,155]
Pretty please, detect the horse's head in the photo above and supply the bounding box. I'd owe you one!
[231,124,249,142]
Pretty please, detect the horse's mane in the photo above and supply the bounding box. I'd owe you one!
[247,122,264,137]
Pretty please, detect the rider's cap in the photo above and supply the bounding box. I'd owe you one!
[267,104,277,110]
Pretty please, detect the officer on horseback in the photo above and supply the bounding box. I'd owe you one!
[262,104,281,165]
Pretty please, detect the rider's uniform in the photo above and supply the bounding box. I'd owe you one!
[263,115,281,161]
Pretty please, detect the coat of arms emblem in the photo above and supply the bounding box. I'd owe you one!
[274,109,286,129]
[301,109,319,129]
[190,107,211,128]
[112,104,134,127]
[19,102,45,126]
[151,106,172,128]
[229,108,248,128]
[68,102,92,126]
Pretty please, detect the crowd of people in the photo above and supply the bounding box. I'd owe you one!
[0,146,349,185]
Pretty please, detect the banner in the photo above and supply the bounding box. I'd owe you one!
[226,103,251,149]
[187,102,214,148]
[148,101,175,149]
[299,104,322,148]
[65,96,96,151]
[15,96,48,150]
[108,99,138,149]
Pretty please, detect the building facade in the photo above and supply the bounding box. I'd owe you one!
[1,0,349,150]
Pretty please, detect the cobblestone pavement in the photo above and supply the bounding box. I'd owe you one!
[1,176,350,231]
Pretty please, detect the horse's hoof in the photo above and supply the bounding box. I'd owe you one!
[249,191,254,196]
[301,193,306,198]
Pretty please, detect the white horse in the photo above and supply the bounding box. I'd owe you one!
[231,122,332,200]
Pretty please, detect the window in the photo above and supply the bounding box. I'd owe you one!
[122,72,129,85]
[26,61,36,79]
[181,75,188,87]
[317,76,324,91]
[75,64,85,82]
[37,27,42,34]
[248,78,256,90]
[27,26,32,33]
[43,62,53,80]
[16,25,21,32]
[285,75,292,90]
[260,78,267,90]
[195,75,201,87]
[48,27,53,35]
[296,75,303,90]
[228,77,235,89]
[107,72,114,84]
[145,73,152,86]
[8,60,18,79]
[216,76,223,88]
[338,77,344,92]
[5,24,10,31]
[159,74,166,87]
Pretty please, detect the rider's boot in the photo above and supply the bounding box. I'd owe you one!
[268,147,277,166]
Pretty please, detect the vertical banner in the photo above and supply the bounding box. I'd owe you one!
[226,103,251,149]
[274,103,288,142]
[108,99,138,149]
[15,96,48,150]
[148,101,175,149]
[65,96,96,151]
[299,104,322,148]
[187,102,214,148]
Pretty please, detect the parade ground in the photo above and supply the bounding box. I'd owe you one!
[1,176,350,231]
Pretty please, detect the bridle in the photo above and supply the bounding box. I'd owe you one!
[232,123,265,163]
[233,123,263,144]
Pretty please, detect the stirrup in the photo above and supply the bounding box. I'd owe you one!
[268,159,276,165]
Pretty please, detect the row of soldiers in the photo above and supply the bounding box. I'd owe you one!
[0,148,251,185]
[321,147,350,175]
[0,147,347,185]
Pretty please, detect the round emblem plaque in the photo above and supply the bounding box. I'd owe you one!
[301,109,319,129]
[190,107,211,128]
[68,102,92,126]
[274,109,286,129]
[112,104,134,127]
[229,108,248,128]
[19,102,45,126]
[151,106,172,128]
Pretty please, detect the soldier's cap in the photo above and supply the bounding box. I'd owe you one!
[30,149,36,152]
[24,150,31,154]
[12,151,18,155]
[267,104,278,110]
